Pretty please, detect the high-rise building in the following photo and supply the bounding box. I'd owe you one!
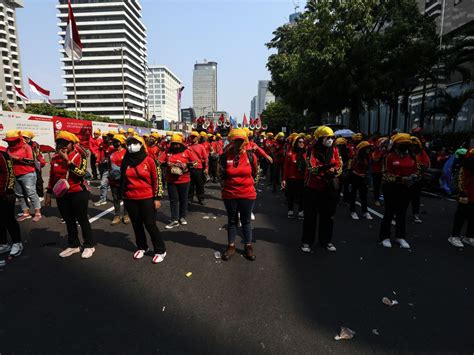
[193,60,217,117]
[147,65,182,123]
[417,0,473,35]
[250,96,257,118]
[257,80,275,115]
[57,0,147,120]
[0,0,24,110]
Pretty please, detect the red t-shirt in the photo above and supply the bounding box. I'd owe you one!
[201,141,211,156]
[123,156,162,200]
[283,150,306,181]
[108,149,126,188]
[221,149,257,200]
[160,148,197,184]
[416,150,431,170]
[371,149,385,174]
[350,154,370,177]
[47,146,89,194]
[7,141,36,176]
[305,147,342,191]
[147,145,160,161]
[89,136,102,156]
[188,143,208,170]
[383,153,418,182]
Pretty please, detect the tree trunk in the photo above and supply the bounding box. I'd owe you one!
[403,92,410,132]
[367,107,372,136]
[349,99,360,132]
[419,80,427,128]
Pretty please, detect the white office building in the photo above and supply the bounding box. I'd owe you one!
[193,60,217,117]
[147,65,182,123]
[250,96,257,118]
[0,0,24,110]
[57,0,147,120]
[257,80,275,115]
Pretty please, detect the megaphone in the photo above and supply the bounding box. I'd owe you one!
[262,124,268,130]
[255,122,262,130]
[244,123,249,128]
[224,121,230,128]
[203,120,210,129]
[217,120,223,126]
[249,124,255,130]
[192,122,197,129]
[237,123,242,128]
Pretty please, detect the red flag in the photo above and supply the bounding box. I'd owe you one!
[14,86,29,102]
[219,113,225,123]
[64,0,83,60]
[243,114,248,126]
[28,78,51,102]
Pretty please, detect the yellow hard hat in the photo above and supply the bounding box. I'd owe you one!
[314,126,334,140]
[127,134,147,150]
[229,128,248,142]
[200,131,207,137]
[392,133,411,145]
[55,131,79,144]
[151,132,161,139]
[166,131,173,136]
[266,132,274,138]
[276,132,285,139]
[107,130,116,136]
[127,128,135,134]
[216,133,222,138]
[170,134,185,144]
[190,131,200,138]
[411,136,422,148]
[356,141,372,151]
[3,129,22,142]
[352,133,363,141]
[118,128,126,134]
[93,129,101,135]
[112,134,126,145]
[335,137,347,146]
[22,130,35,139]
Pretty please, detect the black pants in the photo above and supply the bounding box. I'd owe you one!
[411,182,421,215]
[0,195,21,244]
[260,158,269,178]
[90,154,98,179]
[272,163,282,191]
[168,182,190,221]
[451,202,474,239]
[35,168,44,197]
[379,183,412,241]
[57,190,94,248]
[209,157,218,180]
[189,169,205,202]
[124,198,166,253]
[372,173,382,201]
[302,188,338,247]
[98,163,108,180]
[349,174,368,213]
[286,179,304,211]
[342,171,350,203]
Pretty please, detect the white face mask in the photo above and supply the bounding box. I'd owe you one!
[127,143,142,153]
[323,138,334,147]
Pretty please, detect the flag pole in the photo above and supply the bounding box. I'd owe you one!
[71,49,78,119]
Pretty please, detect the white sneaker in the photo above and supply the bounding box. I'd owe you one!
[351,212,359,220]
[59,247,81,258]
[81,247,95,259]
[93,200,107,207]
[133,249,148,259]
[0,244,11,254]
[363,212,373,220]
[448,237,464,248]
[461,238,474,247]
[251,212,256,221]
[152,252,166,264]
[374,200,382,207]
[413,215,422,224]
[288,210,295,219]
[165,220,180,229]
[301,244,311,253]
[326,243,337,252]
[9,243,23,257]
[298,211,304,220]
[381,239,392,248]
[396,238,411,249]
[179,218,188,225]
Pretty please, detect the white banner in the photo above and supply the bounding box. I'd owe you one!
[92,121,120,135]
[0,111,55,151]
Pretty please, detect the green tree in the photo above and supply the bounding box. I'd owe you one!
[261,101,306,133]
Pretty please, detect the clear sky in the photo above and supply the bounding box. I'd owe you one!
[16,0,300,119]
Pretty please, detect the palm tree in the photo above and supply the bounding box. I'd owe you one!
[429,89,474,133]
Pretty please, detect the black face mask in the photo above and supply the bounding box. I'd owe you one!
[56,139,69,150]
[112,142,120,148]
[398,144,410,154]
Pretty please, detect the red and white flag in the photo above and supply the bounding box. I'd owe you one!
[28,78,51,102]
[14,86,29,102]
[243,113,248,127]
[64,0,83,60]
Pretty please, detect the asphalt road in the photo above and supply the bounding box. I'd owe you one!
[1,176,473,354]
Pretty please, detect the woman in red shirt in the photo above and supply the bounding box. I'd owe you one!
[379,133,420,249]
[282,134,306,219]
[301,126,342,253]
[219,128,258,261]
[348,141,373,220]
[4,130,42,222]
[108,134,130,226]
[159,134,197,229]
[44,131,94,259]
[410,136,431,223]
[118,135,166,263]
[371,137,389,206]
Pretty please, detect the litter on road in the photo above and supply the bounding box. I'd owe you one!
[382,297,399,306]
[335,327,356,340]
[186,272,193,278]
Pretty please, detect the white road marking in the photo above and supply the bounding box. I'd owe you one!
[355,201,384,219]
[88,201,123,224]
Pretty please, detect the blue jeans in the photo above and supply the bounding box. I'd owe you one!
[99,170,109,201]
[223,199,255,245]
[15,172,41,211]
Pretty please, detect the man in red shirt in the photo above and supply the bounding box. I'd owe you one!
[89,129,102,180]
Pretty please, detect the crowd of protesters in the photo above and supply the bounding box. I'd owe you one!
[0,124,473,264]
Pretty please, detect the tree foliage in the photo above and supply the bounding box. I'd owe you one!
[266,0,439,132]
